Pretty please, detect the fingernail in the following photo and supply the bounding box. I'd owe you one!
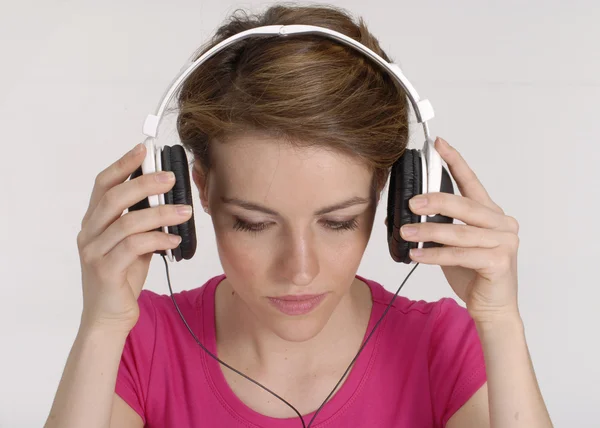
[176,205,193,216]
[129,143,144,157]
[436,137,449,148]
[169,234,182,244]
[410,248,423,257]
[401,225,417,236]
[410,196,428,209]
[157,171,175,183]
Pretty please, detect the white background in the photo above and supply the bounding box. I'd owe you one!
[0,0,598,426]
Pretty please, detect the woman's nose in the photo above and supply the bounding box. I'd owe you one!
[279,232,319,287]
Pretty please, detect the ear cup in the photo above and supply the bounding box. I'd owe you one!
[161,145,197,261]
[126,145,197,262]
[386,149,456,264]
[387,149,422,263]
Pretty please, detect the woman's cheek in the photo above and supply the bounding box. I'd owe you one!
[328,229,370,266]
[215,229,264,280]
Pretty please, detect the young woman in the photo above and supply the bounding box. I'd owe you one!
[45,4,553,428]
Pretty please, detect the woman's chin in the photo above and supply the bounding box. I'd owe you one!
[269,315,329,342]
[264,302,337,343]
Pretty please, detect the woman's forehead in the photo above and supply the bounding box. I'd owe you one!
[208,135,373,208]
[213,135,369,176]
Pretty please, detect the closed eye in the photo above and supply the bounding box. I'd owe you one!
[232,217,359,234]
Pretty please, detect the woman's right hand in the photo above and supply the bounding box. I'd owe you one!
[76,142,193,333]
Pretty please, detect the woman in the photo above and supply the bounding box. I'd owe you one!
[45,4,553,427]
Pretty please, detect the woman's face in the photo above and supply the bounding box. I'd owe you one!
[193,132,380,342]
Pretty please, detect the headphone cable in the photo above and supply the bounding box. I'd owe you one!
[161,255,420,428]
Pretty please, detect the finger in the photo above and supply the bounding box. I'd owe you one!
[409,246,511,274]
[435,138,503,214]
[400,222,512,249]
[410,192,508,231]
[102,231,183,276]
[90,203,193,257]
[81,143,146,229]
[80,171,176,245]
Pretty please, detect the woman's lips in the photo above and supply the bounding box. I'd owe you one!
[267,293,327,315]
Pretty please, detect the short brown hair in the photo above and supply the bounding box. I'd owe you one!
[176,3,410,195]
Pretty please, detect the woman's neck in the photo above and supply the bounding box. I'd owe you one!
[214,277,372,373]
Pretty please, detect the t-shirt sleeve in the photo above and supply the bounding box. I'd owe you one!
[115,290,157,425]
[428,298,487,427]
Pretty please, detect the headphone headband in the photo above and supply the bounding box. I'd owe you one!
[142,24,434,140]
[138,23,446,243]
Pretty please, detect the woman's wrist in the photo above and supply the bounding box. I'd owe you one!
[78,315,134,342]
[469,308,524,334]
[79,309,138,339]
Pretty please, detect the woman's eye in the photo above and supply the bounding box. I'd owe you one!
[233,218,270,233]
[232,217,359,234]
[323,218,359,232]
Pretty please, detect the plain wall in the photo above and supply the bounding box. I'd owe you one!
[0,0,598,426]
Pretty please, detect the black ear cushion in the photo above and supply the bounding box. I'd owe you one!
[387,149,422,263]
[158,146,180,261]
[161,145,197,261]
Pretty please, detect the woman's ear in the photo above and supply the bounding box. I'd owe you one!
[191,164,210,212]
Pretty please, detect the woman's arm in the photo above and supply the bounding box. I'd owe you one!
[447,313,552,428]
[402,138,552,427]
[45,142,186,427]
[44,324,142,428]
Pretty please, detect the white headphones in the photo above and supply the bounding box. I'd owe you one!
[131,24,453,263]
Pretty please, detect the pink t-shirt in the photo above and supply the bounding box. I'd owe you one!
[116,274,486,427]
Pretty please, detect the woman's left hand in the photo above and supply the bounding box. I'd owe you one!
[400,137,521,323]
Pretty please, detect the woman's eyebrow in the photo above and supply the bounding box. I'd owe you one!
[220,196,370,216]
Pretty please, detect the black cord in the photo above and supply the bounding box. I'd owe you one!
[161,254,420,428]
[160,256,305,424]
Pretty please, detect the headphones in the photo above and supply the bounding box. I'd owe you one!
[127,24,455,264]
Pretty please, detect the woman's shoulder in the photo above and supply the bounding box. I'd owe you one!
[138,273,224,315]
[358,274,478,352]
[116,275,225,422]
[359,274,468,321]
[130,274,224,340]
[359,274,486,404]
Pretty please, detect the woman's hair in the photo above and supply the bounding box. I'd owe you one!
[176,3,410,195]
